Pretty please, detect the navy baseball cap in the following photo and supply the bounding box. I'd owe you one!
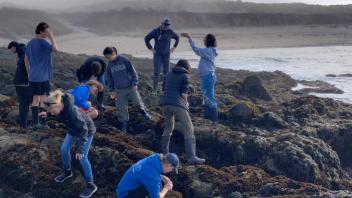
[165,153,180,174]
[161,17,171,25]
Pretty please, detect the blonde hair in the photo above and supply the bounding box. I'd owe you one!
[46,89,64,105]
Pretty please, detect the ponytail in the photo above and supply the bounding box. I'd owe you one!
[46,89,64,105]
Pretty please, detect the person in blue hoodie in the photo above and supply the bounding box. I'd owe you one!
[181,33,219,123]
[116,153,179,198]
[76,57,106,110]
[25,22,58,130]
[39,90,97,198]
[145,17,180,95]
[8,41,32,129]
[71,80,103,119]
[103,47,152,133]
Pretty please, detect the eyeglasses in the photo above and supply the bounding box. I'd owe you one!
[44,102,57,106]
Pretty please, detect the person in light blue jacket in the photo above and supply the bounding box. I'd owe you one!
[181,33,219,123]
[117,153,179,198]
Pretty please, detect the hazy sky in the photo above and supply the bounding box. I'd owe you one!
[0,0,351,9]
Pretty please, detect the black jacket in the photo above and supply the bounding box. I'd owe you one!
[58,94,96,153]
[76,57,106,83]
[13,43,29,86]
[160,67,190,110]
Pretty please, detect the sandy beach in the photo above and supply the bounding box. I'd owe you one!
[1,25,352,55]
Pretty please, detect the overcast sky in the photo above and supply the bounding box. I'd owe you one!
[0,0,351,9]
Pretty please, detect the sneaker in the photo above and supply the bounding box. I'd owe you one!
[54,170,73,183]
[79,182,98,198]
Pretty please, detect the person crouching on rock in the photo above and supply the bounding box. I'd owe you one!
[117,153,179,198]
[71,80,103,120]
[103,46,152,133]
[39,90,98,198]
[8,41,31,129]
[160,59,205,164]
[181,33,219,123]
[76,56,107,110]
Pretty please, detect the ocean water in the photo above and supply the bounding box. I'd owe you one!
[137,46,352,104]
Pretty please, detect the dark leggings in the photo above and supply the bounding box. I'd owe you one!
[15,86,31,128]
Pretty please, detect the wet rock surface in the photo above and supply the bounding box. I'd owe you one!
[1,48,352,197]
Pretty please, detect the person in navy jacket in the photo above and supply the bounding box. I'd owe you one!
[145,17,180,95]
[8,41,31,128]
[76,57,106,110]
[117,153,179,198]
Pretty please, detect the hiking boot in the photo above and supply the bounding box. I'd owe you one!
[121,122,128,133]
[54,170,73,183]
[185,138,205,164]
[79,182,98,198]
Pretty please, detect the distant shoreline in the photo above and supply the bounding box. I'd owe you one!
[1,25,352,56]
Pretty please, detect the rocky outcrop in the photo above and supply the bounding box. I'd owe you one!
[1,48,352,197]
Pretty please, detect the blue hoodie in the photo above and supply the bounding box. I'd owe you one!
[71,85,90,110]
[189,39,218,77]
[117,154,163,198]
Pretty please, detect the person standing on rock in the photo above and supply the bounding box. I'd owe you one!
[71,80,103,120]
[181,33,219,123]
[76,56,106,110]
[160,59,205,164]
[117,153,179,198]
[25,22,58,130]
[39,90,98,198]
[8,41,32,129]
[103,47,152,133]
[145,17,180,95]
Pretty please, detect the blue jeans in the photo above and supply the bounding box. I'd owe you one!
[61,133,94,183]
[153,53,170,77]
[201,73,218,108]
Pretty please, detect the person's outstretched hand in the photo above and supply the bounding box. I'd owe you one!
[181,33,191,39]
[38,112,48,118]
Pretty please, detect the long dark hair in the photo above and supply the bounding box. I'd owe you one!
[204,34,217,48]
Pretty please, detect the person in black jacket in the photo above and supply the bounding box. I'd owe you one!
[76,57,106,110]
[39,90,97,198]
[8,41,31,129]
[160,59,205,164]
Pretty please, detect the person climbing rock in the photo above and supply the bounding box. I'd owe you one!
[181,33,219,123]
[117,153,179,198]
[8,41,31,129]
[145,17,180,95]
[25,22,58,130]
[76,56,106,110]
[39,90,97,198]
[71,80,104,120]
[103,46,152,133]
[160,59,205,164]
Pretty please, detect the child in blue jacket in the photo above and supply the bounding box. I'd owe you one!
[71,80,103,119]
[117,153,179,198]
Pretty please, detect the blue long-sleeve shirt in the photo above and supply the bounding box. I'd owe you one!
[106,55,139,91]
[71,85,90,110]
[145,27,179,55]
[117,154,163,198]
[189,39,218,77]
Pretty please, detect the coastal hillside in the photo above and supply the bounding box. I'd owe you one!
[1,48,352,197]
[0,7,72,39]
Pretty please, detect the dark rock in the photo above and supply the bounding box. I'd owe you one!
[241,75,272,101]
